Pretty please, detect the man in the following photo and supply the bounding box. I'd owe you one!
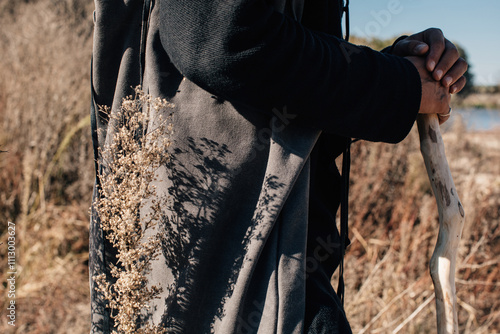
[90,0,467,333]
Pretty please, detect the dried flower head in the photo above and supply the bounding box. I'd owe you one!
[93,87,173,334]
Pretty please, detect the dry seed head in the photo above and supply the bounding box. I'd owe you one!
[93,87,173,333]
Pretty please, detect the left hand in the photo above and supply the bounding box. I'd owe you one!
[392,28,468,95]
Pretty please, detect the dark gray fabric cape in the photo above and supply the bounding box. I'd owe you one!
[89,0,421,333]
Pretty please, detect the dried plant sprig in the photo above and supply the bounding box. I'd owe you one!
[93,87,173,334]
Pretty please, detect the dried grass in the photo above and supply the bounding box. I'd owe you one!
[0,1,94,333]
[93,88,173,334]
[340,116,500,333]
[0,1,498,333]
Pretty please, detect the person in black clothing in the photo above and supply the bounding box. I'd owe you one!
[90,1,467,333]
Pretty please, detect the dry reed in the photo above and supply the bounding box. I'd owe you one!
[93,88,173,334]
[340,117,500,333]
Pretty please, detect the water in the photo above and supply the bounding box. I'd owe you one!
[453,108,500,131]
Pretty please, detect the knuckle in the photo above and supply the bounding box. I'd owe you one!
[427,27,439,33]
[429,27,444,36]
[449,47,460,58]
[459,57,469,69]
[435,40,446,51]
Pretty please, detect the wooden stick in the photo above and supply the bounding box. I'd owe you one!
[417,114,466,334]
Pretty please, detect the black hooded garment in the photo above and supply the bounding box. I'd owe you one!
[89,0,421,333]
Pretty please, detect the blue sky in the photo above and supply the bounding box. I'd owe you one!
[348,0,500,85]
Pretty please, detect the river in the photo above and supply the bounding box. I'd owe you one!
[451,108,500,131]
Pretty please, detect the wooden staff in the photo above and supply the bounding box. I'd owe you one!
[417,113,466,334]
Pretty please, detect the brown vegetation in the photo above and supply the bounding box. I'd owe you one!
[0,0,94,333]
[93,90,173,334]
[452,92,500,110]
[0,1,498,333]
[340,119,500,333]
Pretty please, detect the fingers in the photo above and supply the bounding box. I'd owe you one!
[423,28,446,72]
[398,29,467,124]
[433,95,451,123]
[450,76,467,94]
[396,29,466,84]
[432,39,462,82]
[414,28,468,92]
[437,115,449,125]
[392,39,429,57]
[408,55,451,117]
[437,108,452,125]
[440,56,468,88]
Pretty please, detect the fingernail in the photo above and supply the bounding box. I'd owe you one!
[435,69,443,80]
[428,61,436,71]
[414,44,426,53]
[444,76,452,87]
[451,86,457,94]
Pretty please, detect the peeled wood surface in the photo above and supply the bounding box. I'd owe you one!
[417,114,466,334]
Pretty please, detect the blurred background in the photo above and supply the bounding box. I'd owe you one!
[0,0,498,333]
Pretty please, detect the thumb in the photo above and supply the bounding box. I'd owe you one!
[393,39,429,56]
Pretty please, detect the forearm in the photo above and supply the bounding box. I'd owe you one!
[158,0,421,143]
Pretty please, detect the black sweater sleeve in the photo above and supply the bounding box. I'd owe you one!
[158,0,421,143]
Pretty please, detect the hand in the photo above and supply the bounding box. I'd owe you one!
[392,28,468,95]
[405,56,451,124]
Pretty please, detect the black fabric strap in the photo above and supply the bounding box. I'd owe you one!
[140,0,152,88]
[343,0,350,42]
[90,57,101,189]
[336,0,351,307]
[336,34,410,306]
[337,138,351,305]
